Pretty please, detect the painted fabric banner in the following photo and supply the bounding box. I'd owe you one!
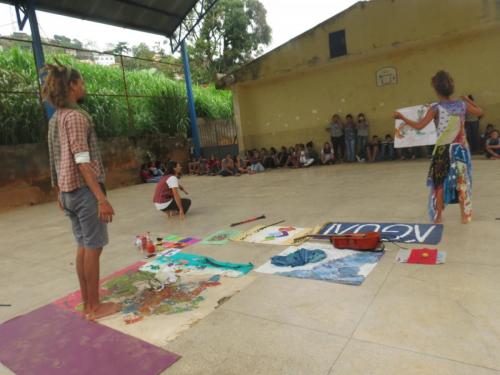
[140,253,254,277]
[54,260,254,346]
[396,249,446,264]
[394,104,437,148]
[318,222,443,245]
[256,243,384,286]
[235,225,312,245]
[201,230,241,245]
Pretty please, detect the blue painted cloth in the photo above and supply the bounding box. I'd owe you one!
[168,253,254,275]
[278,252,383,286]
[271,248,327,267]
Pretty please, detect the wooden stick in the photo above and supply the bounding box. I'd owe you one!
[293,234,331,243]
[0,304,11,307]
[230,214,266,227]
[254,219,286,233]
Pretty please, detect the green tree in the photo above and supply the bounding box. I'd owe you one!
[53,34,72,47]
[187,0,271,83]
[132,43,155,60]
[111,41,130,55]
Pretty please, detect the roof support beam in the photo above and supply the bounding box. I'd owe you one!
[169,0,219,53]
[111,0,182,20]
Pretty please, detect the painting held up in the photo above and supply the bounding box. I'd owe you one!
[394,104,437,148]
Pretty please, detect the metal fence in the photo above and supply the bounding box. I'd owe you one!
[198,118,238,158]
[0,36,186,144]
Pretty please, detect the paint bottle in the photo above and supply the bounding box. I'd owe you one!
[134,236,143,249]
[146,240,156,254]
[140,235,147,251]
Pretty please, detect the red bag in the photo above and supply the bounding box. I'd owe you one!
[330,232,381,251]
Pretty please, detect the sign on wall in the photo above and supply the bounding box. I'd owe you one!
[376,66,398,87]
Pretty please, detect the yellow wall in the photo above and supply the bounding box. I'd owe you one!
[232,0,500,150]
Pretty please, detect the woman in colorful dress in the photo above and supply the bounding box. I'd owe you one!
[394,71,483,224]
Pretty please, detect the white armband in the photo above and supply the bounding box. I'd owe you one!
[74,151,90,164]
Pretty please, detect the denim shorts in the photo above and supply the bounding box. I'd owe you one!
[60,185,109,250]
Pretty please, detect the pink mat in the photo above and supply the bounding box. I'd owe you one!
[0,304,180,375]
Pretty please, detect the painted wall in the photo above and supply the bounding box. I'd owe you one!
[231,0,500,149]
[0,136,188,212]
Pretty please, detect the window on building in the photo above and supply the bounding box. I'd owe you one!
[329,30,347,58]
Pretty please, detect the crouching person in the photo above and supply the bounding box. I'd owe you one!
[153,160,191,220]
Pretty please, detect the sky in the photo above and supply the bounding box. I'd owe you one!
[0,1,359,54]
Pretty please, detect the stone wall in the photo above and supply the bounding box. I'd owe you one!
[0,135,188,212]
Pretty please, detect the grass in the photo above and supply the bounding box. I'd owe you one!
[0,46,234,145]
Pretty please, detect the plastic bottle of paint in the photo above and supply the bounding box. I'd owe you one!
[146,240,156,254]
[134,236,143,249]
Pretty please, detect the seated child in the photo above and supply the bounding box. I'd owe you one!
[234,154,249,173]
[481,124,495,151]
[485,129,500,159]
[249,150,265,173]
[153,160,191,219]
[277,146,289,167]
[366,135,380,162]
[207,154,220,175]
[261,148,274,168]
[286,146,300,168]
[188,158,200,175]
[220,154,240,176]
[320,142,335,164]
[306,141,319,165]
[266,147,279,168]
[380,134,395,160]
[149,162,163,177]
[140,164,160,183]
[299,144,314,167]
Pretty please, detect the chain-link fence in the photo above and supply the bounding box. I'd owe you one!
[0,36,234,145]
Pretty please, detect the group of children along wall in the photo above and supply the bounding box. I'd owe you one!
[142,70,497,225]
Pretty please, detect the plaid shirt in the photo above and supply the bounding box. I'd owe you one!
[48,107,105,192]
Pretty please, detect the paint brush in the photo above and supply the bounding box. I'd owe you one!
[230,214,266,227]
[254,219,286,233]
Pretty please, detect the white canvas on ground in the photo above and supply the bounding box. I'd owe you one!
[394,104,437,148]
[256,242,383,286]
[236,225,312,246]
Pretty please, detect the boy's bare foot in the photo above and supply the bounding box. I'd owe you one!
[461,216,471,224]
[87,302,122,321]
[83,302,90,316]
[434,216,443,224]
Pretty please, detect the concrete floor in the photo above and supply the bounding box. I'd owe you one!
[1,159,500,375]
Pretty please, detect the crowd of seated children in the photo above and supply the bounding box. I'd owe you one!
[140,161,165,183]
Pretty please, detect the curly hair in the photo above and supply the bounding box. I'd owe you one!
[41,61,81,108]
[431,70,454,97]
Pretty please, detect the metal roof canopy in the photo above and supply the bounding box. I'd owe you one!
[2,0,218,52]
[2,0,216,156]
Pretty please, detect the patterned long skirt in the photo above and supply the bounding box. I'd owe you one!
[427,143,472,221]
